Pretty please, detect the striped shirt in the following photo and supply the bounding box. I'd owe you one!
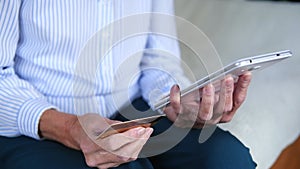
[0,0,190,139]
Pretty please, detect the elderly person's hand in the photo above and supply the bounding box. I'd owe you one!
[163,72,252,128]
[39,111,153,169]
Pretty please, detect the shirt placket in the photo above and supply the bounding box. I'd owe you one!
[98,0,114,95]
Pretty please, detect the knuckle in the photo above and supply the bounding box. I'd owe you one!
[236,94,246,104]
[199,109,213,121]
[240,80,250,89]
[202,96,214,106]
[130,157,137,162]
[169,102,181,114]
[225,82,234,92]
[170,97,180,106]
[226,88,234,95]
[222,117,232,123]
[201,108,210,115]
[171,100,181,109]
[225,106,232,113]
[224,101,233,112]
[222,115,233,123]
[86,158,97,167]
[112,164,121,168]
[119,156,130,162]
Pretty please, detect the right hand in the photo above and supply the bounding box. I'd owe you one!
[39,111,153,169]
[72,113,153,169]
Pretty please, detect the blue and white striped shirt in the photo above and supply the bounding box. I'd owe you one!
[0,0,190,139]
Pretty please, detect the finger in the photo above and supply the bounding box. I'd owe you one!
[116,127,152,152]
[214,92,220,105]
[163,85,181,123]
[96,127,145,152]
[85,150,126,168]
[178,101,199,121]
[86,128,152,167]
[214,76,234,114]
[123,127,153,139]
[163,106,178,123]
[221,72,252,122]
[232,72,252,111]
[78,114,120,138]
[199,84,215,121]
[114,128,153,159]
[169,84,181,113]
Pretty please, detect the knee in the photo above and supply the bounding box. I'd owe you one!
[200,129,257,169]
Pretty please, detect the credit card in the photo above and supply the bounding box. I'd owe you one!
[97,114,166,139]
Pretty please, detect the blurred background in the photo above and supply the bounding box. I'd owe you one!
[174,0,300,168]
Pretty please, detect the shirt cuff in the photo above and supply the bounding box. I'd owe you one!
[18,98,57,140]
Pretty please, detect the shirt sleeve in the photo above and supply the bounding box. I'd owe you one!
[0,1,56,139]
[139,0,191,109]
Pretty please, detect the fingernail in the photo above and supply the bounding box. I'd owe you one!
[146,128,154,136]
[244,74,252,82]
[173,84,180,93]
[226,80,232,87]
[201,111,213,121]
[204,84,213,95]
[137,127,146,136]
[172,85,181,103]
[243,72,252,80]
[226,76,234,86]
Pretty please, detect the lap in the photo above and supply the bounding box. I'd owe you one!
[128,97,257,169]
[147,118,257,169]
[0,98,256,169]
[0,136,91,169]
[0,122,256,169]
[0,136,152,169]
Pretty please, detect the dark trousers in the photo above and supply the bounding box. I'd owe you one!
[0,98,256,169]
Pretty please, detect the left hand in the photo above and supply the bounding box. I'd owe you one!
[163,72,252,128]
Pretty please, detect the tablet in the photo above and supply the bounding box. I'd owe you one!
[153,50,292,110]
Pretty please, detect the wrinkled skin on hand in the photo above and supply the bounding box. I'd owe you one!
[72,113,153,169]
[164,72,252,128]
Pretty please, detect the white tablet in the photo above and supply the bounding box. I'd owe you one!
[153,50,292,110]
